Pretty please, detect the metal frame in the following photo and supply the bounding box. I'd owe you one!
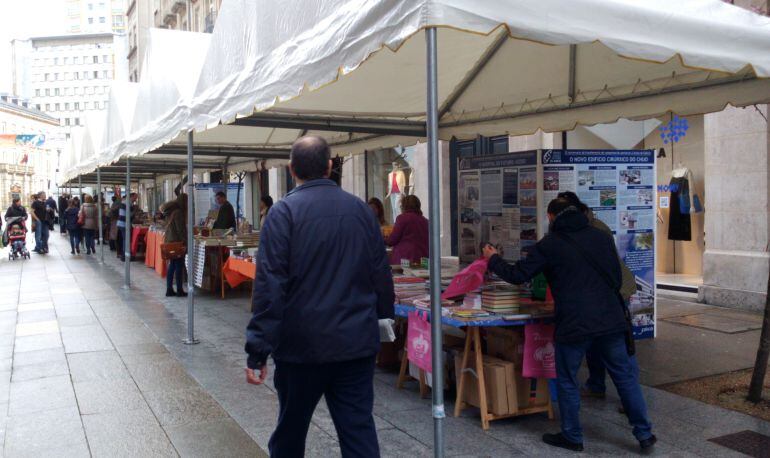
[123,158,131,289]
[184,131,199,345]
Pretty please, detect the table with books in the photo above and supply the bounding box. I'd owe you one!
[394,277,555,430]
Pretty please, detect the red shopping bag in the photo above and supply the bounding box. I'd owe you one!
[407,311,432,373]
[441,257,488,300]
[523,323,556,379]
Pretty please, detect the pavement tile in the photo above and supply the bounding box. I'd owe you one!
[53,303,96,318]
[11,359,70,382]
[143,386,229,426]
[16,301,54,312]
[124,358,198,393]
[15,320,59,337]
[53,294,89,306]
[12,347,66,368]
[73,378,147,414]
[8,374,77,416]
[103,324,158,345]
[60,324,114,353]
[377,427,432,457]
[67,350,128,382]
[17,309,57,324]
[4,406,88,457]
[14,333,63,353]
[82,405,178,458]
[18,294,53,305]
[114,342,169,356]
[165,417,266,458]
[57,314,99,327]
[0,302,19,312]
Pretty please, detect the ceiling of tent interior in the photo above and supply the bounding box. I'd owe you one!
[66,0,770,183]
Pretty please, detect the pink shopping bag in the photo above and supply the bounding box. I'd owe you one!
[523,323,556,379]
[407,311,432,373]
[441,257,488,300]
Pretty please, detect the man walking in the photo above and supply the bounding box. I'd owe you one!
[245,136,394,458]
[116,192,138,261]
[30,192,50,254]
[483,197,655,453]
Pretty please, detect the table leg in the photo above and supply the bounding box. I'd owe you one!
[418,369,429,399]
[472,327,490,430]
[453,326,473,417]
[397,341,409,389]
[221,265,226,299]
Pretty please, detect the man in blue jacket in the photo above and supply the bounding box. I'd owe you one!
[245,135,395,458]
[483,198,655,454]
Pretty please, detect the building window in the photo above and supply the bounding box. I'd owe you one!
[103,54,109,63]
[99,16,106,23]
[102,70,108,79]
[36,104,41,110]
[63,57,69,65]
[45,104,51,111]
[88,3,93,10]
[65,118,70,126]
[45,73,50,81]
[65,102,70,110]
[93,55,99,63]
[74,56,80,64]
[84,101,90,109]
[83,71,88,79]
[93,70,98,79]
[112,15,124,28]
[88,17,94,24]
[74,102,80,110]
[74,72,79,80]
[54,73,59,81]
[54,88,60,96]
[35,89,40,96]
[74,118,80,126]
[53,57,58,65]
[94,101,100,109]
[55,103,60,111]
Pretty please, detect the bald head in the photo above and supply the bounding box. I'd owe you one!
[290,135,331,182]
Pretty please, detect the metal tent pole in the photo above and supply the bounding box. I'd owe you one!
[78,176,82,199]
[184,130,199,345]
[97,167,104,264]
[425,27,444,458]
[124,158,131,289]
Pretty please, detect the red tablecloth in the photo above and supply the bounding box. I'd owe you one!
[130,226,149,256]
[144,229,167,277]
[222,257,256,288]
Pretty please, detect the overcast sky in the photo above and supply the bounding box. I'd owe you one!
[0,0,67,93]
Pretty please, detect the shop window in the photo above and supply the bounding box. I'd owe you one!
[366,147,415,225]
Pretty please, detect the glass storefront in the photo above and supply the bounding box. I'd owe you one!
[366,146,416,225]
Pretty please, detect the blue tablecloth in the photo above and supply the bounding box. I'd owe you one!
[395,303,552,328]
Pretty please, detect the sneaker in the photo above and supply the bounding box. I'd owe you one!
[542,433,584,452]
[580,387,606,399]
[165,289,176,297]
[640,435,657,454]
[176,290,188,297]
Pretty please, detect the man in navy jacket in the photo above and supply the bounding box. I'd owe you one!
[245,135,394,457]
[483,198,654,454]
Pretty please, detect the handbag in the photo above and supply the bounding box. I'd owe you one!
[160,241,186,260]
[553,232,636,356]
[77,209,85,226]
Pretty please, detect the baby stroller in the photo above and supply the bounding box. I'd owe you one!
[3,217,30,260]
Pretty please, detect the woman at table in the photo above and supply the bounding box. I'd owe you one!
[259,195,273,228]
[386,194,428,265]
[161,193,188,297]
[79,194,98,255]
[368,197,386,226]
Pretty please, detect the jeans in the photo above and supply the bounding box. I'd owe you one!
[555,332,652,444]
[584,300,634,394]
[68,228,82,252]
[35,221,49,251]
[82,229,96,253]
[166,258,185,291]
[117,227,125,258]
[270,356,379,458]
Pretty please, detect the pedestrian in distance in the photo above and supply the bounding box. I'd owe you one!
[161,193,188,297]
[63,199,82,255]
[30,192,50,254]
[482,197,655,454]
[245,135,395,458]
[79,194,99,255]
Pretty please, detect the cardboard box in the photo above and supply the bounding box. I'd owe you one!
[513,369,550,409]
[485,327,524,366]
[454,352,518,416]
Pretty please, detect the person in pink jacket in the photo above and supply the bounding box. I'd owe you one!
[386,194,429,265]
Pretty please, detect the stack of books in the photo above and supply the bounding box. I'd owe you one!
[446,307,491,319]
[462,291,482,309]
[394,277,427,304]
[481,287,522,314]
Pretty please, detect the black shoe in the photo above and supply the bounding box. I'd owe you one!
[176,290,188,297]
[165,289,176,297]
[76,248,80,254]
[640,435,656,454]
[70,250,75,255]
[543,433,584,452]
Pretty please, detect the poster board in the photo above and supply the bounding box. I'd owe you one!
[541,149,656,339]
[457,151,538,263]
[193,183,245,225]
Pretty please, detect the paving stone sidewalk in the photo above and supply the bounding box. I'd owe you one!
[2,233,770,456]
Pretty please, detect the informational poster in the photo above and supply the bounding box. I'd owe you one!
[541,149,656,339]
[193,183,245,225]
[458,151,538,263]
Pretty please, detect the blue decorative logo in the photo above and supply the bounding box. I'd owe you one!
[659,115,689,144]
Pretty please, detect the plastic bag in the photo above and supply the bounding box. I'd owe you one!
[523,323,556,379]
[441,257,488,300]
[407,311,432,372]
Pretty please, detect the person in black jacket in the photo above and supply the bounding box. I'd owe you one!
[483,198,654,453]
[245,136,394,458]
[212,191,236,230]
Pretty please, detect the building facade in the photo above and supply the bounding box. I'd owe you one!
[0,95,60,209]
[127,0,221,82]
[66,0,128,34]
[11,33,128,141]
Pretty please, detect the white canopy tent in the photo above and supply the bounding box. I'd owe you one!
[62,3,770,448]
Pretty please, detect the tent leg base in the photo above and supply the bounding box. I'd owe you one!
[183,338,200,345]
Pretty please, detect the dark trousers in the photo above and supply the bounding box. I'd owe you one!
[166,258,185,291]
[270,356,379,458]
[83,229,96,253]
[555,332,652,444]
[68,228,81,252]
[117,227,125,259]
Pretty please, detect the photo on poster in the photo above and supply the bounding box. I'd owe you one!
[460,207,481,224]
[619,211,640,230]
[593,208,618,231]
[577,170,595,187]
[481,170,503,215]
[520,225,537,241]
[599,189,617,206]
[520,190,537,207]
[616,232,655,338]
[502,169,519,205]
[619,169,642,185]
[543,171,560,191]
[519,171,537,190]
[520,207,538,224]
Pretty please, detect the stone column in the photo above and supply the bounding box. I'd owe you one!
[701,105,769,311]
[341,153,366,200]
